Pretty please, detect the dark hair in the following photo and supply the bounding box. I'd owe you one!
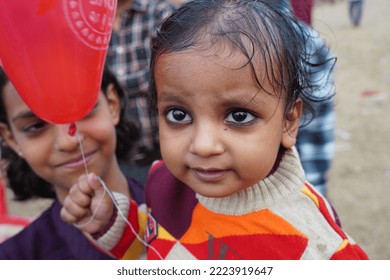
[150,0,334,123]
[101,66,139,161]
[0,66,139,200]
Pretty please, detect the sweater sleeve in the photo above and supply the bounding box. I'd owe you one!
[93,192,146,259]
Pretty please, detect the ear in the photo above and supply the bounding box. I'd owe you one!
[105,83,121,126]
[0,122,23,158]
[281,98,303,149]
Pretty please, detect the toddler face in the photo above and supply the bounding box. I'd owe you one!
[154,48,301,197]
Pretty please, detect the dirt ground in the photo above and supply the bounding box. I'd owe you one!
[313,0,390,259]
[2,0,390,259]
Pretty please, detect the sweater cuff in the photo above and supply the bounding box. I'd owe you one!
[93,192,130,252]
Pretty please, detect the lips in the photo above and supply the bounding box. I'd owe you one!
[55,150,96,168]
[192,168,229,182]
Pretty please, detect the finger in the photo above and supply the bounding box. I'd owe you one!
[86,173,105,196]
[60,205,89,225]
[77,174,95,196]
[60,205,106,234]
[68,184,93,208]
[62,195,91,220]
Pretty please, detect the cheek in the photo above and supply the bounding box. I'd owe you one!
[22,148,52,181]
[19,139,48,163]
[97,126,117,151]
[160,135,180,162]
[232,136,280,180]
[159,129,187,168]
[80,122,117,158]
[84,119,115,140]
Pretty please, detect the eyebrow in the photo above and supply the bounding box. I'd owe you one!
[12,111,39,123]
[214,92,264,107]
[158,90,267,108]
[157,94,184,103]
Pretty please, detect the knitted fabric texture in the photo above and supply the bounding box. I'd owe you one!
[111,148,368,260]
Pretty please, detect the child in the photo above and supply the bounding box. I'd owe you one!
[349,0,364,27]
[63,0,368,259]
[0,66,143,259]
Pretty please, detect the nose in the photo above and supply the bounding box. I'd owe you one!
[53,124,84,152]
[189,122,224,157]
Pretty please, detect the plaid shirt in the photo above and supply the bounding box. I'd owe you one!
[106,0,177,152]
[276,0,336,198]
[296,26,336,196]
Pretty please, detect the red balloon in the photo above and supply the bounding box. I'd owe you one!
[0,0,117,124]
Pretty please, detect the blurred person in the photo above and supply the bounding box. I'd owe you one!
[290,0,314,25]
[349,0,364,27]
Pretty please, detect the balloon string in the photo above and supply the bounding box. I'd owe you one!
[73,128,106,228]
[96,177,163,260]
[73,125,163,259]
[76,129,90,177]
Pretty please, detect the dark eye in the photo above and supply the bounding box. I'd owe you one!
[22,120,48,133]
[226,110,255,125]
[166,108,192,124]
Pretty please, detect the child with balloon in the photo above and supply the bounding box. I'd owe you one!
[0,66,143,259]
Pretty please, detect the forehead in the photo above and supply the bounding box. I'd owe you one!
[155,49,250,88]
[157,42,263,82]
[161,43,250,66]
[2,82,105,123]
[155,46,281,98]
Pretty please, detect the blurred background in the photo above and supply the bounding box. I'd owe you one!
[314,0,390,259]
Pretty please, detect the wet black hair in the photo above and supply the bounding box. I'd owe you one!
[149,0,334,123]
[0,66,139,200]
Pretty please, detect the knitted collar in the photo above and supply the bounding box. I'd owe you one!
[196,147,305,215]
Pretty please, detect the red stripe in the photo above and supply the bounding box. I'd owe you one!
[110,200,140,258]
[305,183,347,239]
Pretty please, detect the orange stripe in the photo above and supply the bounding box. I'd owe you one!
[181,204,305,244]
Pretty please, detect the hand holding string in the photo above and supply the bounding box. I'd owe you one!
[60,173,114,234]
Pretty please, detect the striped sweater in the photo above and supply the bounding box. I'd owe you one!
[105,148,368,260]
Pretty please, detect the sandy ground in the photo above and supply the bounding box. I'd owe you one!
[1,0,389,259]
[312,0,390,260]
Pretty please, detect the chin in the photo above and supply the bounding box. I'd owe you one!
[194,186,237,198]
